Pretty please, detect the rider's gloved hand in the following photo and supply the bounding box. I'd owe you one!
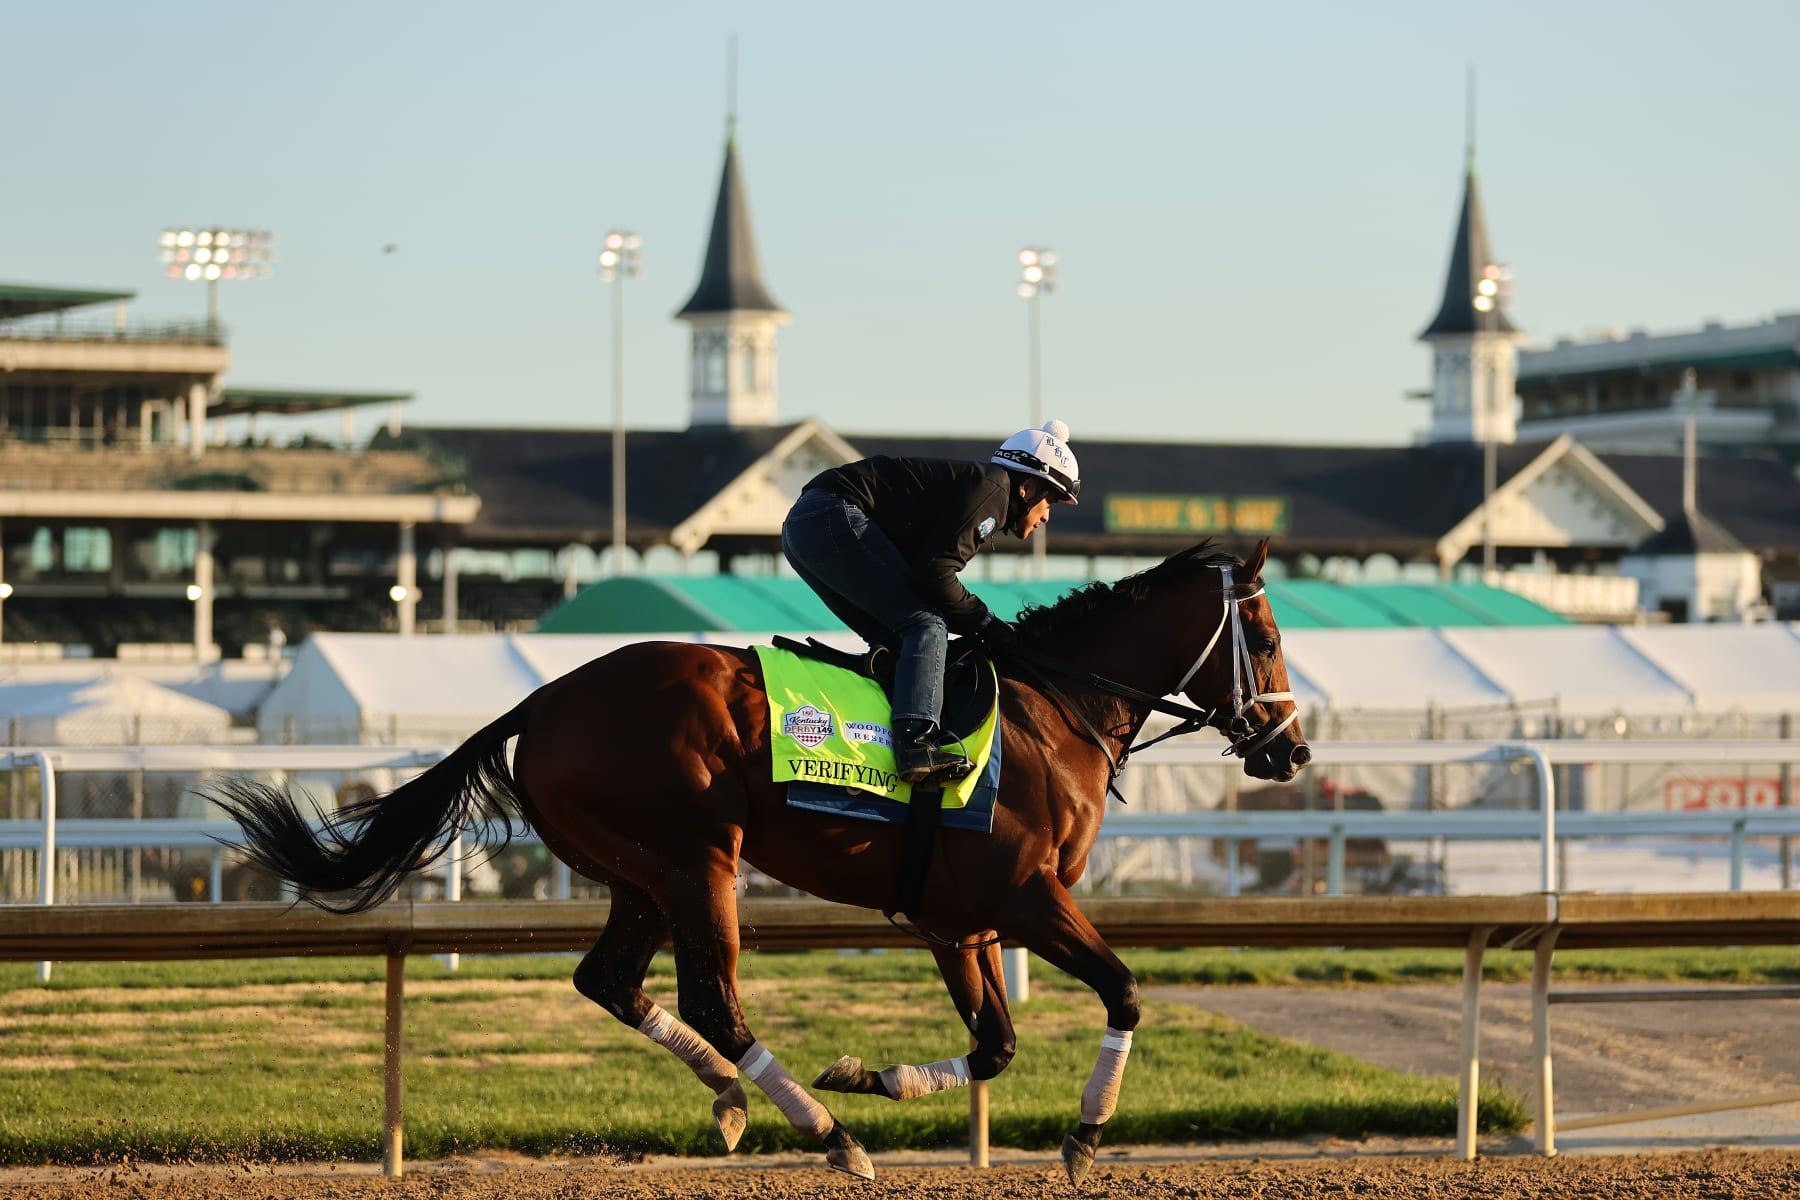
[976,612,1022,654]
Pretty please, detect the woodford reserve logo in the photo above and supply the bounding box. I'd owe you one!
[782,704,834,749]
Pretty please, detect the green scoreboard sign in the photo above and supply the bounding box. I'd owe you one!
[1103,494,1290,536]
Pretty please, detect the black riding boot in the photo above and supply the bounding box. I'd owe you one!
[893,718,975,786]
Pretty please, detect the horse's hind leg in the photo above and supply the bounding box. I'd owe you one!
[815,936,1016,1101]
[661,857,874,1180]
[572,879,748,1150]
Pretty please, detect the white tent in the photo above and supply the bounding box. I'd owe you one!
[254,624,1800,746]
[259,633,546,743]
[1616,623,1800,714]
[1434,626,1695,717]
[0,675,234,744]
[1277,629,1509,711]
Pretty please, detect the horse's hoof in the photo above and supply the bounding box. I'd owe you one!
[813,1054,867,1093]
[826,1133,876,1181]
[712,1079,749,1152]
[1061,1133,1096,1186]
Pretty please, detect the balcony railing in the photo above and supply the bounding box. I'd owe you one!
[0,317,224,346]
[0,441,467,496]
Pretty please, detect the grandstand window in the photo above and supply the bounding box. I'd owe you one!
[29,527,55,573]
[63,527,111,573]
[152,528,197,575]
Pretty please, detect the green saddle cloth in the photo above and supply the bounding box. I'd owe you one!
[754,644,998,808]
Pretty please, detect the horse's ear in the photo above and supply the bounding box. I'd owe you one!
[1245,539,1269,582]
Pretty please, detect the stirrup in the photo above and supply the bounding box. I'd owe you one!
[896,743,975,786]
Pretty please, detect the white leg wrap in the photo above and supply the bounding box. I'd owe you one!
[737,1041,835,1139]
[879,1056,971,1100]
[637,1004,738,1093]
[1079,1027,1133,1126]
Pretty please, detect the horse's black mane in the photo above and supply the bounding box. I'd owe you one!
[1011,539,1245,644]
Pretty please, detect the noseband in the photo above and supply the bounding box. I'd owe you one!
[1171,565,1300,759]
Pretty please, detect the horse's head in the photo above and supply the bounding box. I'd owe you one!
[1177,539,1311,782]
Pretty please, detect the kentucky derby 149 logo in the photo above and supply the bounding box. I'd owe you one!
[783,704,835,749]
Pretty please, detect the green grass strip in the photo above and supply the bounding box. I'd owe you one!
[0,958,1529,1165]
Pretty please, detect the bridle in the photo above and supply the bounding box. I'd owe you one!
[1172,565,1300,760]
[995,563,1302,797]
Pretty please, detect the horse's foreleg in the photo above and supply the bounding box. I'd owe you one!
[663,858,874,1180]
[571,879,749,1150]
[814,935,1016,1101]
[1002,874,1141,1186]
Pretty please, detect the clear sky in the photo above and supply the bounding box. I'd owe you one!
[6,1,1796,449]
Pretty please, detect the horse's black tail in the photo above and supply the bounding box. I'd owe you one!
[205,704,531,914]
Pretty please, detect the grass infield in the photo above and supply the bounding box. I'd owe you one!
[2,944,1786,1166]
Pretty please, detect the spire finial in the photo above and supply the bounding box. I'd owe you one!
[726,32,738,144]
[1465,64,1477,174]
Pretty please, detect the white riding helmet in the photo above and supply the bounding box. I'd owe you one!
[992,419,1081,504]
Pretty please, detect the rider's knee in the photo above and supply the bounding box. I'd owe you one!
[894,609,947,639]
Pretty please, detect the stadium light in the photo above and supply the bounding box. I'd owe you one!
[160,227,275,334]
[600,231,644,572]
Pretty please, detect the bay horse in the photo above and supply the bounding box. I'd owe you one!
[211,538,1309,1183]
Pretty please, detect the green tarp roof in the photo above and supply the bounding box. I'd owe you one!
[212,388,413,418]
[0,282,135,321]
[537,576,1571,633]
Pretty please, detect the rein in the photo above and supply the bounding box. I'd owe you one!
[997,565,1299,796]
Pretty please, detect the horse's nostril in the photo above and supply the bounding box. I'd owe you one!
[1290,745,1313,768]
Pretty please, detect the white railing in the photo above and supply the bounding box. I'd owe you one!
[1129,739,1800,895]
[6,739,1800,916]
[1491,570,1641,619]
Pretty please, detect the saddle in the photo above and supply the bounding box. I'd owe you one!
[769,635,998,749]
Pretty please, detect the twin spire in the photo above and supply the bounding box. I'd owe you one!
[676,133,785,318]
[674,113,790,427]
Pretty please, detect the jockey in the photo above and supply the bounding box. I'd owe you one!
[781,420,1082,786]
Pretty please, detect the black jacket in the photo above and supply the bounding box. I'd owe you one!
[804,457,1012,632]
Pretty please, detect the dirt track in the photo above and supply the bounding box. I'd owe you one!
[6,1151,1800,1200]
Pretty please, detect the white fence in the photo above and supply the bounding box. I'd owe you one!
[4,740,1800,910]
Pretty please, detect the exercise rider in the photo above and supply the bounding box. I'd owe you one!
[780,420,1082,787]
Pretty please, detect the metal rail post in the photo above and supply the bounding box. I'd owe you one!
[31,752,55,982]
[968,1031,988,1167]
[1532,926,1563,1155]
[383,948,406,1177]
[1456,926,1495,1160]
[1523,744,1557,893]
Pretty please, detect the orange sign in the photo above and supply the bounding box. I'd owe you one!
[1664,778,1785,811]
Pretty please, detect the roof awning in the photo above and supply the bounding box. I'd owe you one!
[0,283,136,321]
[211,388,413,418]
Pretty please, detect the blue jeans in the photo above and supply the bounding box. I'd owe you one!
[781,489,947,727]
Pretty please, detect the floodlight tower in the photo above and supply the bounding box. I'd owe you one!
[159,227,274,335]
[600,231,644,570]
[1017,247,1057,576]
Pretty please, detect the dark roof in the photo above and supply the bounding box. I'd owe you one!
[1420,170,1517,339]
[1599,452,1800,552]
[842,433,1540,556]
[213,387,412,418]
[410,423,1800,560]
[1630,508,1748,556]
[0,282,135,321]
[675,137,785,317]
[409,424,799,546]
